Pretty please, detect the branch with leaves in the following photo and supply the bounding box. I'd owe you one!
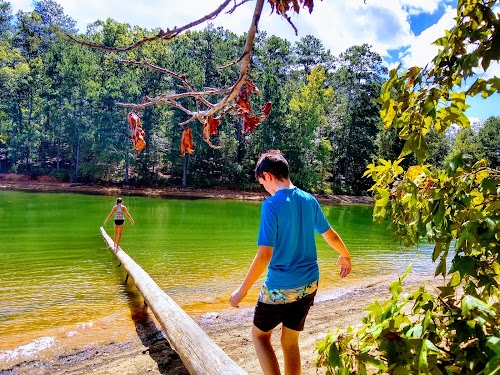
[379,0,500,163]
[69,0,316,153]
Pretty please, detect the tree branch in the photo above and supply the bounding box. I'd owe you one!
[66,0,235,53]
[114,0,265,123]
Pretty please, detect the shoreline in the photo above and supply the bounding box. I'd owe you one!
[1,273,437,375]
[0,174,373,205]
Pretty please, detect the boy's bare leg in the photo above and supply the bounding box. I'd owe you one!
[252,325,281,375]
[281,326,301,375]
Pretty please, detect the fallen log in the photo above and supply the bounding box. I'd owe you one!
[100,227,247,375]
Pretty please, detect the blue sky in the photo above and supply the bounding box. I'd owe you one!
[10,0,500,123]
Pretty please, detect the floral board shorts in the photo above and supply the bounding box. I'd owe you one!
[253,281,318,332]
[258,281,318,304]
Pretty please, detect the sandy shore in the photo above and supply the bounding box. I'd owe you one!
[2,273,436,375]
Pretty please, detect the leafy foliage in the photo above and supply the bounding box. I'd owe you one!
[316,264,500,374]
[316,1,500,373]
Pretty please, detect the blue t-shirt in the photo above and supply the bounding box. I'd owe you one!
[257,187,331,289]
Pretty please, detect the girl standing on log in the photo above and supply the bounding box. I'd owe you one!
[104,197,134,251]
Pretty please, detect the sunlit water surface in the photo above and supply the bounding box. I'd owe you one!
[0,190,435,368]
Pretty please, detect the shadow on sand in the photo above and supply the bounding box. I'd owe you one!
[121,270,190,375]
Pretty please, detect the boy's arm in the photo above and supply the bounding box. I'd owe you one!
[229,245,273,307]
[322,227,351,278]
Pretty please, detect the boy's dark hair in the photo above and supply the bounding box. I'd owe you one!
[255,150,289,180]
[117,197,123,204]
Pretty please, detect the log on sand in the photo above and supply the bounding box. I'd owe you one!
[100,227,247,375]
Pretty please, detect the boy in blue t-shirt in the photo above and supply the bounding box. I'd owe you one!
[230,150,352,375]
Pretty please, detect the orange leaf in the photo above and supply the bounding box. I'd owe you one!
[239,112,261,133]
[245,79,260,95]
[127,111,146,152]
[180,127,194,156]
[236,87,252,113]
[261,101,272,118]
[201,115,221,140]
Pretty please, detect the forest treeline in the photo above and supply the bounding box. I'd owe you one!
[0,0,498,194]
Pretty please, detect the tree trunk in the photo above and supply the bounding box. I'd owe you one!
[342,78,360,183]
[182,154,189,188]
[236,117,243,164]
[56,107,61,171]
[100,228,247,375]
[124,150,130,184]
[75,132,81,181]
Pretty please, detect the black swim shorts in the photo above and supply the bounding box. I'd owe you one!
[253,290,316,332]
[114,219,125,225]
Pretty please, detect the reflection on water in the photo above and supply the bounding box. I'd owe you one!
[0,190,436,367]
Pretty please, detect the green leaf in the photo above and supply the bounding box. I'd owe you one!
[376,188,390,207]
[481,178,499,193]
[450,256,476,278]
[418,338,429,373]
[328,342,341,368]
[367,357,386,370]
[487,336,500,355]
[415,135,430,163]
[407,323,423,338]
[444,364,463,374]
[462,295,497,323]
[449,271,461,287]
[433,200,445,226]
[435,254,447,277]
[389,279,403,294]
[432,242,443,262]
[400,136,416,158]
[445,153,465,175]
[423,97,435,115]
[381,99,397,129]
[484,355,500,375]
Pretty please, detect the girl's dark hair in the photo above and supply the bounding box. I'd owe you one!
[116,198,123,205]
[255,150,289,180]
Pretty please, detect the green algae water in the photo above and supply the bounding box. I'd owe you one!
[0,190,434,367]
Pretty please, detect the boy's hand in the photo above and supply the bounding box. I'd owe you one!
[337,255,351,278]
[229,287,246,308]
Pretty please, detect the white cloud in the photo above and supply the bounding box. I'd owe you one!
[483,61,500,79]
[294,0,413,58]
[399,5,455,68]
[9,0,33,14]
[401,0,441,15]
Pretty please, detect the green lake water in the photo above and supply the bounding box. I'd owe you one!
[0,190,435,367]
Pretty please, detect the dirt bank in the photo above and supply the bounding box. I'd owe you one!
[0,173,373,205]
